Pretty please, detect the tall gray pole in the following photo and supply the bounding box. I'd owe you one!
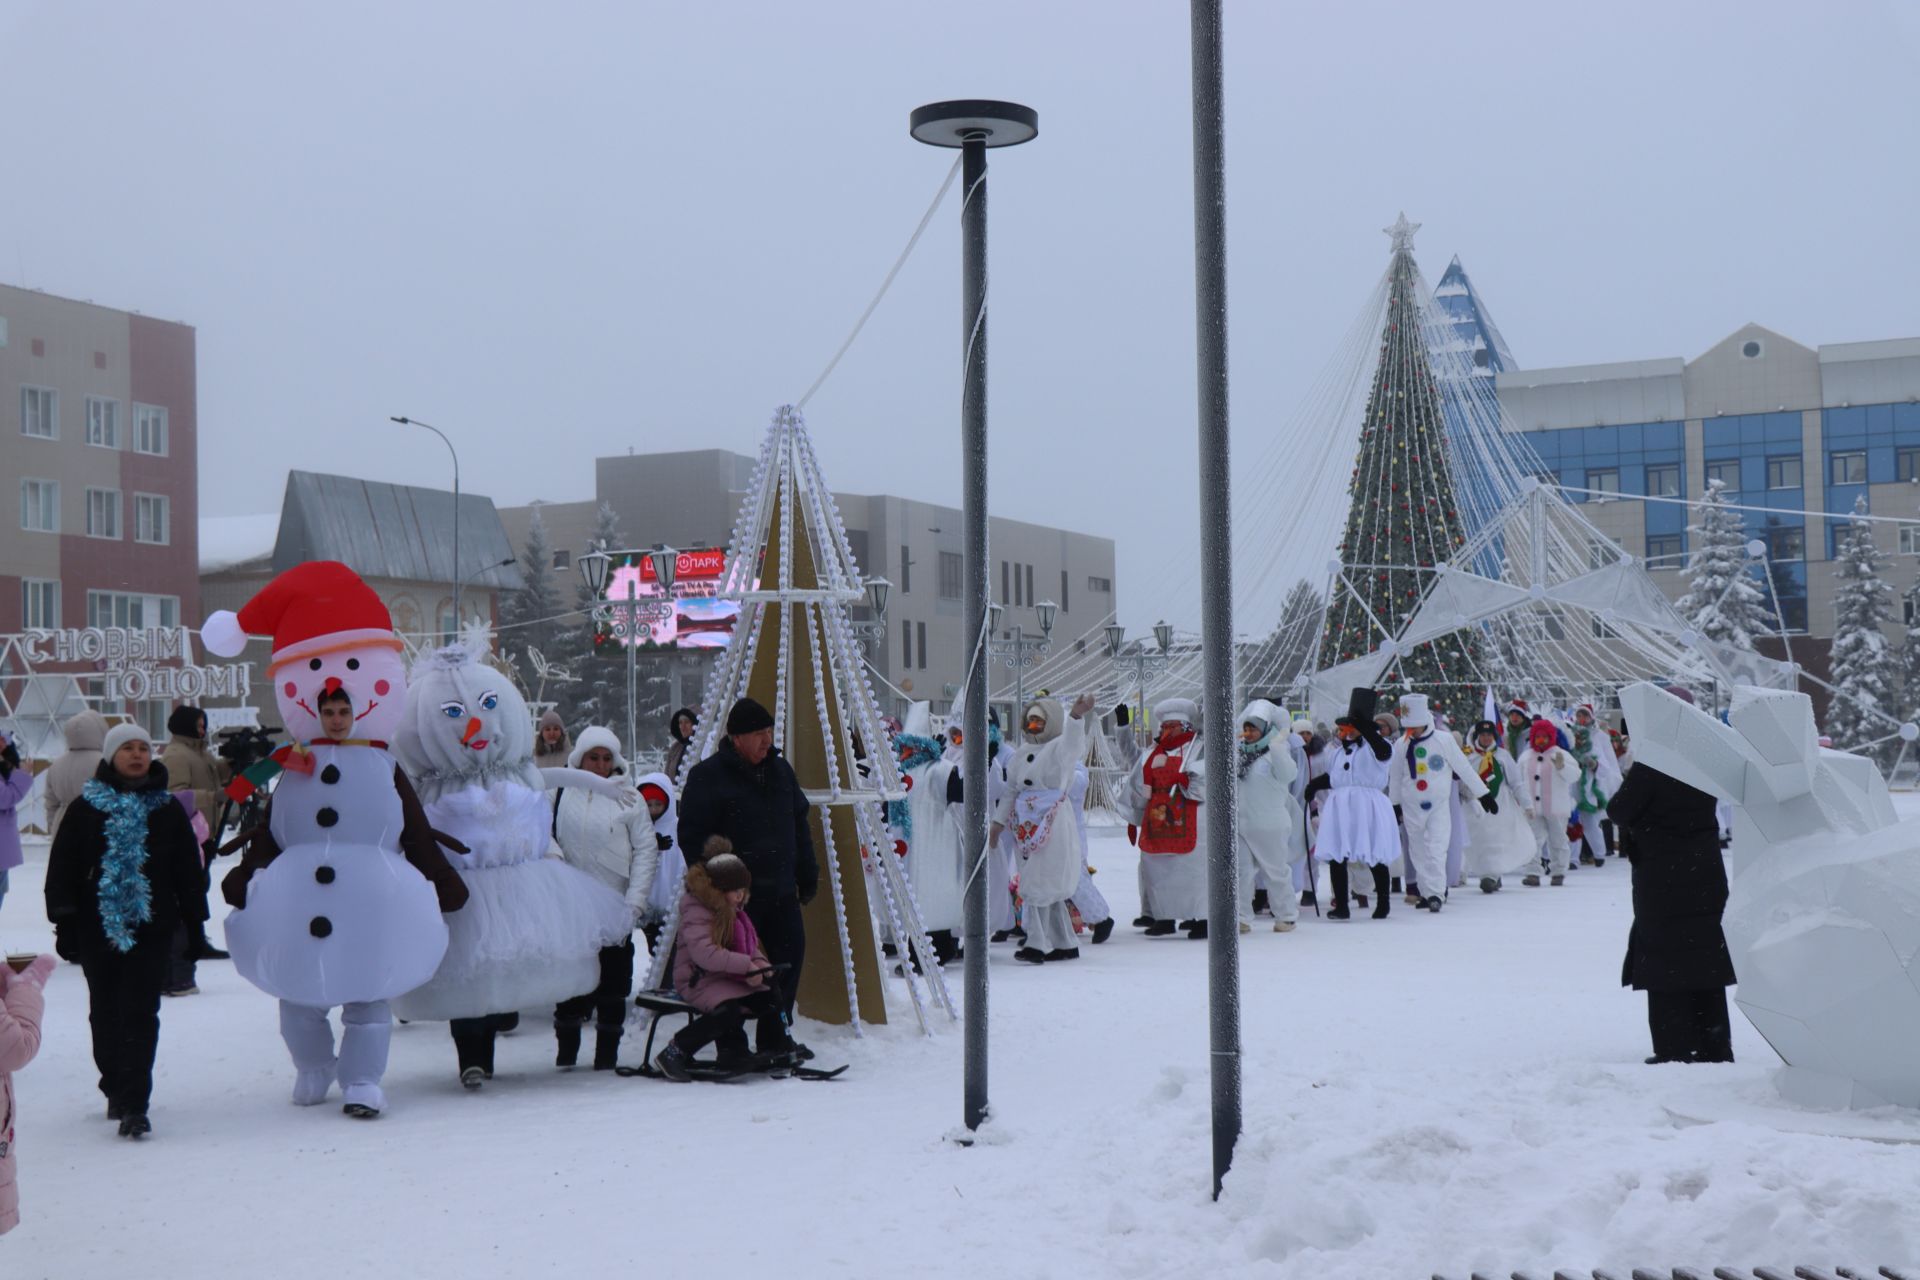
[626,574,639,760]
[910,96,1038,1138]
[1190,0,1242,1200]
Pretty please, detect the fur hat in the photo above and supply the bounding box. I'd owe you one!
[166,705,206,738]
[704,852,752,893]
[1154,697,1199,728]
[103,722,154,761]
[1470,719,1500,745]
[568,725,626,773]
[1373,710,1401,737]
[726,697,775,736]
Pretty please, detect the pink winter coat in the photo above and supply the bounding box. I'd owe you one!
[671,865,770,1013]
[0,954,54,1235]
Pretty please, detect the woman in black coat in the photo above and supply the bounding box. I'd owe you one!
[44,724,209,1138]
[1605,701,1736,1065]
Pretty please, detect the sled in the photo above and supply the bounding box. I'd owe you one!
[619,986,846,1082]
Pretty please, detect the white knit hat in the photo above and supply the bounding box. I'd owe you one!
[102,722,154,761]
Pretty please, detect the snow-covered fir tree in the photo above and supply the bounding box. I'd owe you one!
[1902,572,1920,727]
[1264,579,1325,685]
[498,507,569,713]
[570,502,626,728]
[1675,478,1775,646]
[1826,498,1898,764]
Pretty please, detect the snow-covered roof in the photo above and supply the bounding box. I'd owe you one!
[199,513,282,573]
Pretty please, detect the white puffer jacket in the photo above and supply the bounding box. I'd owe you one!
[552,727,657,924]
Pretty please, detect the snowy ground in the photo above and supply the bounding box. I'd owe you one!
[4,821,1918,1278]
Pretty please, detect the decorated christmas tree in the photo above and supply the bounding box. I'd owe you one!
[1317,214,1484,716]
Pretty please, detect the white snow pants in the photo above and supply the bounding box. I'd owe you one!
[1577,813,1608,863]
[280,999,391,1110]
[1404,808,1451,903]
[1070,860,1111,925]
[1022,900,1077,954]
[991,839,1017,933]
[1527,813,1571,877]
[1238,837,1299,925]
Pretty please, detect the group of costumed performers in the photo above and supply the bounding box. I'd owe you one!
[202,561,645,1118]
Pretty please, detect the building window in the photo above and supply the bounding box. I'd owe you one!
[86,396,120,448]
[20,386,56,438]
[1900,525,1920,556]
[916,621,927,670]
[1832,452,1868,485]
[900,545,911,595]
[437,603,457,645]
[134,403,169,456]
[1907,597,1920,628]
[1000,561,1009,605]
[1898,449,1920,483]
[1025,564,1034,607]
[20,479,58,532]
[86,591,179,630]
[1589,536,1622,570]
[1088,575,1112,593]
[86,488,121,539]
[1767,525,1805,561]
[1013,561,1023,606]
[551,549,570,570]
[1060,568,1069,615]
[902,618,912,667]
[1586,468,1620,497]
[1705,460,1739,492]
[938,551,962,600]
[134,493,170,545]
[1766,456,1802,489]
[1591,615,1615,640]
[21,579,59,629]
[1645,464,1679,498]
[1645,534,1682,568]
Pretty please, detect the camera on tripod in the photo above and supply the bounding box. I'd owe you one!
[216,725,279,772]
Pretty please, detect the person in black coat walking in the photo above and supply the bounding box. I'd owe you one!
[676,698,817,1053]
[1606,690,1736,1065]
[44,723,210,1137]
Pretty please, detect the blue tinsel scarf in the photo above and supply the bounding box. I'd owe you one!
[81,778,172,953]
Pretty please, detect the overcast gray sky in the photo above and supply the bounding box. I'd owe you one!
[4,0,1917,632]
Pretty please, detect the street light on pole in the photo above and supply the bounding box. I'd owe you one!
[392,416,462,626]
[847,577,892,656]
[911,96,1038,1139]
[991,601,1054,743]
[578,543,679,760]
[1105,622,1174,741]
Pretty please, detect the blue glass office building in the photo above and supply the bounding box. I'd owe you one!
[1497,326,1920,639]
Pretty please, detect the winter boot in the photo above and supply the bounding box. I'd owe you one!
[1370,866,1392,919]
[1404,882,1424,906]
[1390,876,1402,893]
[1329,904,1353,921]
[341,1082,385,1119]
[1044,947,1080,961]
[555,1023,583,1069]
[1143,919,1176,937]
[1550,874,1565,886]
[1185,921,1208,940]
[1328,862,1352,919]
[593,1024,623,1071]
[1299,888,1317,907]
[118,1113,151,1140]
[1251,888,1271,917]
[1521,874,1541,887]
[1425,896,1443,913]
[1013,947,1048,965]
[654,1042,694,1082]
[1273,920,1296,933]
[1089,918,1115,945]
[1131,914,1154,928]
[1478,877,1499,894]
[1238,921,1253,935]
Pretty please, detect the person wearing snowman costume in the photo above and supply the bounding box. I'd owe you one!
[1301,689,1398,920]
[205,561,471,1120]
[1124,698,1213,939]
[994,694,1098,963]
[892,704,966,965]
[1517,718,1583,887]
[1569,701,1623,866]
[1234,699,1300,934]
[1386,694,1493,914]
[390,630,637,1087]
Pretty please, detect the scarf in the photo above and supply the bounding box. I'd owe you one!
[82,777,173,953]
[1235,740,1265,780]
[887,734,944,845]
[1470,746,1504,801]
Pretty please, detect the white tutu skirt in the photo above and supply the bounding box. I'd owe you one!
[1463,804,1540,878]
[1139,848,1208,920]
[391,856,633,1022]
[1316,787,1400,867]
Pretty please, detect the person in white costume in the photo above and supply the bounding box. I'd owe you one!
[893,704,966,965]
[204,561,469,1121]
[633,770,684,953]
[1302,689,1399,920]
[1517,717,1582,887]
[1234,700,1299,933]
[391,631,636,1088]
[1290,712,1327,909]
[1061,762,1114,943]
[1461,719,1540,893]
[1569,701,1622,866]
[994,694,1098,962]
[549,726,658,1071]
[1387,695,1493,914]
[1125,698,1213,939]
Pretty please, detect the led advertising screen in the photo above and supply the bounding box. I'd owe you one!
[603,548,742,649]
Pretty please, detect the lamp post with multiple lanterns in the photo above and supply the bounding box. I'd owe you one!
[577,544,681,760]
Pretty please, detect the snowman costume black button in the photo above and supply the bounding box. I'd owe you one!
[315,865,336,884]
[309,916,333,938]
[320,764,341,785]
[317,807,339,828]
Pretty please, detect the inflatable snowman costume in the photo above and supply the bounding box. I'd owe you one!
[205,561,470,1118]
[390,631,634,1081]
[895,704,966,960]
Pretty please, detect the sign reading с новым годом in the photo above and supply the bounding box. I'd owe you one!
[18,627,252,701]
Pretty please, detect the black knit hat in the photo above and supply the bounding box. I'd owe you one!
[725,697,775,736]
[167,705,206,738]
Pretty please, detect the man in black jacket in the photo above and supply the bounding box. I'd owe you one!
[677,697,817,1050]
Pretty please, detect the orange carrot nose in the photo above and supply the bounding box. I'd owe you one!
[461,717,483,745]
[323,676,343,694]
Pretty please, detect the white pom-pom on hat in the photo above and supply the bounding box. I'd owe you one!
[201,610,249,658]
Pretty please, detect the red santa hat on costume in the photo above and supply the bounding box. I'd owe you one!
[200,560,400,670]
[1506,698,1530,718]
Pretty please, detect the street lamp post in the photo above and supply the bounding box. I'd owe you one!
[1104,621,1176,740]
[392,416,462,624]
[990,600,1055,741]
[846,577,893,658]
[578,544,680,760]
[911,97,1038,1137]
